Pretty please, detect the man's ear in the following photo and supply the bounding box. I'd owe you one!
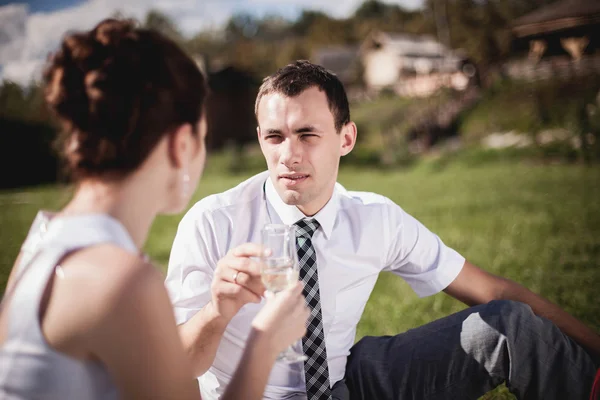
[340,122,357,157]
[168,123,194,168]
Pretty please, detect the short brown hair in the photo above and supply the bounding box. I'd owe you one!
[255,60,350,132]
[43,18,207,180]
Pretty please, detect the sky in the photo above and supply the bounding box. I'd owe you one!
[0,0,424,86]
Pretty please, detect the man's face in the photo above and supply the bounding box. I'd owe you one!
[256,86,356,216]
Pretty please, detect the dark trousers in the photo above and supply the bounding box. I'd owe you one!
[338,300,598,400]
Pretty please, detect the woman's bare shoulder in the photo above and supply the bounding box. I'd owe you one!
[43,245,165,350]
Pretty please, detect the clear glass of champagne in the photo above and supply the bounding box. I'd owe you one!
[260,223,307,363]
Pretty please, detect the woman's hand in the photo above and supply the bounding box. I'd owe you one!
[251,281,309,356]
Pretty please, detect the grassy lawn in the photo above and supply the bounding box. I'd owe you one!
[1,157,599,399]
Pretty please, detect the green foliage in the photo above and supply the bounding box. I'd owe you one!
[458,76,600,163]
[0,82,61,189]
[347,90,459,167]
[144,10,185,44]
[459,81,539,137]
[292,11,331,36]
[0,82,27,119]
[0,82,51,123]
[353,0,427,35]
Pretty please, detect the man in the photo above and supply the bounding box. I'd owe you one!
[165,60,600,400]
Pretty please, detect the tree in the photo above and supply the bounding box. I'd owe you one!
[225,12,260,41]
[0,81,27,121]
[420,0,559,83]
[292,10,331,36]
[143,10,184,44]
[352,0,422,37]
[354,0,389,20]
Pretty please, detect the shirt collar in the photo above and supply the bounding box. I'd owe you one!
[264,175,339,240]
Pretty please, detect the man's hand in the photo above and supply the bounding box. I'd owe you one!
[176,243,269,377]
[211,243,269,321]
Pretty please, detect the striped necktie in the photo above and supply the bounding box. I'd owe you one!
[294,218,331,400]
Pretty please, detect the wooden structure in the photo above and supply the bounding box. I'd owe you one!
[511,0,600,61]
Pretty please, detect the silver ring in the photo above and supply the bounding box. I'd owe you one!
[233,271,239,284]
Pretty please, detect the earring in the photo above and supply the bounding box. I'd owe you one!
[181,169,191,199]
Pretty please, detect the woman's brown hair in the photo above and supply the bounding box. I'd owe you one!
[43,18,206,180]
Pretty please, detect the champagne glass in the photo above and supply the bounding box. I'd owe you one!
[260,223,307,363]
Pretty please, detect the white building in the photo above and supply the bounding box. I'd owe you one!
[360,30,474,97]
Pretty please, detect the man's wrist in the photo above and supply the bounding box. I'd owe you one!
[204,300,234,327]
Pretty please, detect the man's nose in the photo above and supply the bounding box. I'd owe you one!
[279,138,301,167]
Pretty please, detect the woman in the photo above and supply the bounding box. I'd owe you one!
[0,18,308,399]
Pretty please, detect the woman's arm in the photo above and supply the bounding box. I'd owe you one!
[222,282,308,400]
[87,253,201,400]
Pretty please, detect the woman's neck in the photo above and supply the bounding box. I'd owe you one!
[60,178,159,250]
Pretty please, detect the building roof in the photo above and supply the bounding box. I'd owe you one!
[312,45,360,83]
[360,30,464,73]
[362,31,449,58]
[512,0,600,38]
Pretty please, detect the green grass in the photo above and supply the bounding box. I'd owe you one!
[1,156,599,399]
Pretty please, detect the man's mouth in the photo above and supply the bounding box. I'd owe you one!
[279,174,309,186]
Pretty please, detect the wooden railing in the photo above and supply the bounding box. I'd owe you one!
[502,55,600,81]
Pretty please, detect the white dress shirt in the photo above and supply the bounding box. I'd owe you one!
[165,171,465,400]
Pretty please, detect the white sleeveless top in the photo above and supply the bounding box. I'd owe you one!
[0,211,139,399]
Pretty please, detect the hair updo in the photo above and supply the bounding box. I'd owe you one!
[43,18,206,180]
